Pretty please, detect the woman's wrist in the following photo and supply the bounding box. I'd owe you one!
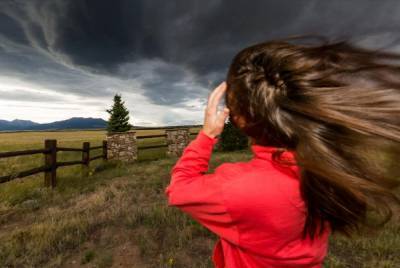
[201,129,218,139]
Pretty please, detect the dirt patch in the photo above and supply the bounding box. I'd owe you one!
[110,240,143,268]
[61,226,145,268]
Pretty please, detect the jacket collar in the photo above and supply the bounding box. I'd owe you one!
[250,144,296,161]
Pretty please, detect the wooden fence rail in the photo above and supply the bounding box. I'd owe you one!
[0,139,107,187]
[135,132,198,150]
[0,130,200,188]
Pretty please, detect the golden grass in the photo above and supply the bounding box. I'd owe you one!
[0,127,201,180]
[0,128,201,149]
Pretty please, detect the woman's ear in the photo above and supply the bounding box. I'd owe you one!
[233,115,247,128]
[231,115,246,128]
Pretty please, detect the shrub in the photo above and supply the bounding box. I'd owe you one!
[216,119,248,151]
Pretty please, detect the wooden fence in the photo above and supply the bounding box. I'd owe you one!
[0,140,107,188]
[135,131,197,149]
[0,130,199,188]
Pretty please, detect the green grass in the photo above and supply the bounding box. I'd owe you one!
[0,129,399,267]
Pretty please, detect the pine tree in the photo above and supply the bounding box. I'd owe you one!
[217,118,249,151]
[106,94,133,133]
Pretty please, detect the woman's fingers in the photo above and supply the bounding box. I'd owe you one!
[208,81,225,105]
[207,82,227,116]
[211,82,227,109]
[202,81,229,138]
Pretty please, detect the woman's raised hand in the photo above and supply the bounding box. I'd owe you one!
[202,81,230,139]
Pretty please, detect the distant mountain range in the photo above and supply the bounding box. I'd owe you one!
[0,117,108,131]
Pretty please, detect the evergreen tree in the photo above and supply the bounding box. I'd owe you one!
[106,94,132,133]
[217,118,249,151]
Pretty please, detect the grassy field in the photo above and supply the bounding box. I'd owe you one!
[0,128,201,180]
[0,129,399,267]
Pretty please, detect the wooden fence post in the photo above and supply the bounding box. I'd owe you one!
[44,139,57,188]
[102,140,108,160]
[82,142,90,176]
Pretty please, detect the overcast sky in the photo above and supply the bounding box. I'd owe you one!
[1,0,400,125]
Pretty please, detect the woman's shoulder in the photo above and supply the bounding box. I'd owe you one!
[213,161,253,182]
[214,161,284,190]
[215,158,299,182]
[214,161,248,173]
[215,160,305,213]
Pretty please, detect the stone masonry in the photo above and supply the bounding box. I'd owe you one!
[106,131,137,162]
[166,128,190,157]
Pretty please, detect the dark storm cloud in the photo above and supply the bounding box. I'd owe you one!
[1,0,400,108]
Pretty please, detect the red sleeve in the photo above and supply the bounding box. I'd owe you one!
[164,130,239,245]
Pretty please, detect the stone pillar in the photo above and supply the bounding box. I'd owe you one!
[106,131,138,162]
[166,128,190,157]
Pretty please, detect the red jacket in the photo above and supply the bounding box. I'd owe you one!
[165,130,331,268]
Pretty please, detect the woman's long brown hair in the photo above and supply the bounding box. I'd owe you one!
[225,35,400,240]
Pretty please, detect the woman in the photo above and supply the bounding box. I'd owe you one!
[164,37,400,267]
